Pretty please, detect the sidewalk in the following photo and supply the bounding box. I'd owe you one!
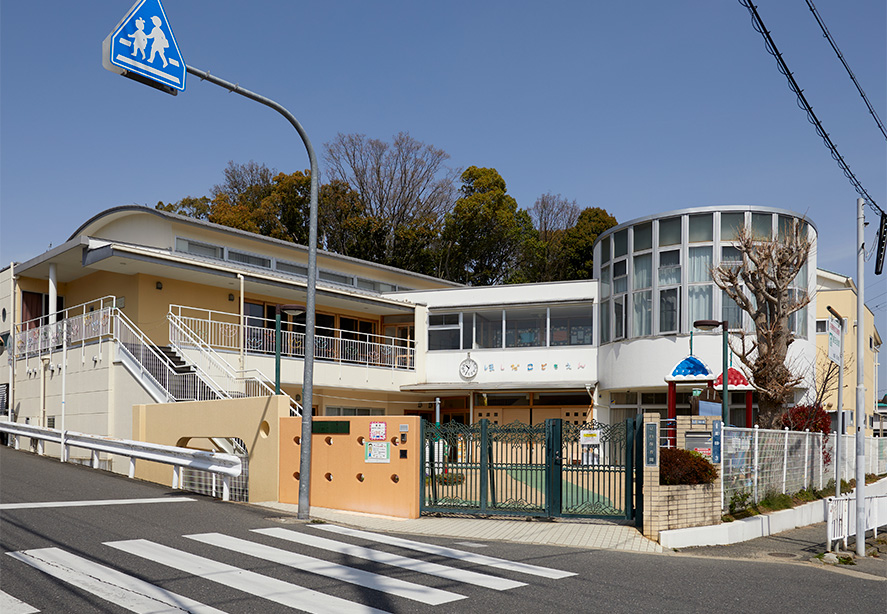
[256,502,664,553]
[674,522,886,580]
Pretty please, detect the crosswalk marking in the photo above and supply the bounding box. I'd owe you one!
[313,525,577,579]
[0,590,39,614]
[253,527,526,591]
[186,532,465,605]
[106,539,390,614]
[5,548,226,613]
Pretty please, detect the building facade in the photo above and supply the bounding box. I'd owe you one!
[1,203,881,473]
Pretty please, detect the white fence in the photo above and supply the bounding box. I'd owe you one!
[826,495,887,551]
[0,421,242,501]
[170,304,416,371]
[722,425,887,512]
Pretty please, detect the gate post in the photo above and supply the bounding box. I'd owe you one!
[634,417,644,530]
[625,417,634,520]
[545,419,563,517]
[479,419,489,514]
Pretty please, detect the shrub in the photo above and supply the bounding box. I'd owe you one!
[659,448,718,485]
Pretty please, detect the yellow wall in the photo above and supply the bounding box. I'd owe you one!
[279,416,421,518]
[815,288,881,433]
[132,395,290,502]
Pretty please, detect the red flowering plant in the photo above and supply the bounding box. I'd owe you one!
[778,404,832,465]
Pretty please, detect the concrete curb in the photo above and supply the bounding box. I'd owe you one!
[659,477,887,550]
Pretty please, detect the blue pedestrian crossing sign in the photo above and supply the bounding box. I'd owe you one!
[102,0,185,93]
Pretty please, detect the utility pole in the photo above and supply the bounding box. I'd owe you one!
[855,198,866,557]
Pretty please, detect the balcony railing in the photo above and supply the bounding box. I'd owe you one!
[14,296,118,359]
[169,305,415,370]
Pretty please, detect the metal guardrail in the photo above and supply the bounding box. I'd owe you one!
[826,494,887,552]
[0,421,242,501]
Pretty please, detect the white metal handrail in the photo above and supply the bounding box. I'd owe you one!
[826,494,887,551]
[168,311,302,416]
[0,421,241,501]
[169,304,415,370]
[14,296,119,359]
[116,310,226,402]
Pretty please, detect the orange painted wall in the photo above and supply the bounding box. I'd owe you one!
[279,416,421,518]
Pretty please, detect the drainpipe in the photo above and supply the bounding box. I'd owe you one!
[48,263,57,326]
[40,356,49,428]
[9,263,15,421]
[238,273,244,373]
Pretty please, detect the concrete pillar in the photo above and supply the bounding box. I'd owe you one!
[48,263,57,325]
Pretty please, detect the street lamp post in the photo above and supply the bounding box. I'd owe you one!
[694,319,729,425]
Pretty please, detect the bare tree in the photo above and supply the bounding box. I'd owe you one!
[710,221,812,427]
[211,160,275,207]
[812,345,854,409]
[528,192,580,281]
[324,132,459,252]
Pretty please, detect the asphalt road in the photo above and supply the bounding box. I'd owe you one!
[1,446,883,613]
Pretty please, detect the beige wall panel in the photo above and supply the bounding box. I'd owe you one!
[64,271,137,315]
[279,416,421,518]
[92,213,173,249]
[132,395,290,502]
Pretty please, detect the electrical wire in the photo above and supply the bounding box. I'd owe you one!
[804,0,887,142]
[738,1,883,217]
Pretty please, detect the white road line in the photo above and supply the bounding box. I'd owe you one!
[313,525,577,579]
[187,532,464,605]
[254,527,526,591]
[0,497,195,511]
[6,548,225,614]
[0,590,39,614]
[106,539,390,614]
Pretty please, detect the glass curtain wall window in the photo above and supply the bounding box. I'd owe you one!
[506,308,547,348]
[658,248,681,334]
[550,305,593,346]
[687,246,713,324]
[428,313,461,350]
[632,252,652,337]
[613,259,627,339]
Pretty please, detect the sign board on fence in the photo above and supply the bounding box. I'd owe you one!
[712,420,722,463]
[365,442,390,463]
[827,316,842,365]
[645,423,658,466]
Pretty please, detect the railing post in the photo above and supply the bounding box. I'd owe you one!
[222,476,231,502]
[91,450,99,469]
[753,425,760,503]
[782,427,789,494]
[804,429,810,488]
[129,456,136,479]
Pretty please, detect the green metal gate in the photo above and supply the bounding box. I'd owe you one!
[420,418,640,520]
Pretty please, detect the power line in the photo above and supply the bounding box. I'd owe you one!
[738,1,883,217]
[804,0,887,142]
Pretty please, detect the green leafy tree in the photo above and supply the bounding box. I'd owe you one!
[559,207,618,279]
[155,195,212,220]
[439,167,536,285]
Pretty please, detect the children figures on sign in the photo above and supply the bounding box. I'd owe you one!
[369,421,387,441]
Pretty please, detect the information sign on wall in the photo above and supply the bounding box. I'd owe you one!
[365,442,391,463]
[369,421,387,441]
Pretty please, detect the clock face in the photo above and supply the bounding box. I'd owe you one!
[459,357,478,379]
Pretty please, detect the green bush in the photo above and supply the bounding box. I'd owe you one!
[659,448,718,485]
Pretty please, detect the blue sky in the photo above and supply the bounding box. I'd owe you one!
[1,1,884,392]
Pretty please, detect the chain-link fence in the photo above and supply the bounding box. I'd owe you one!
[722,426,887,513]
